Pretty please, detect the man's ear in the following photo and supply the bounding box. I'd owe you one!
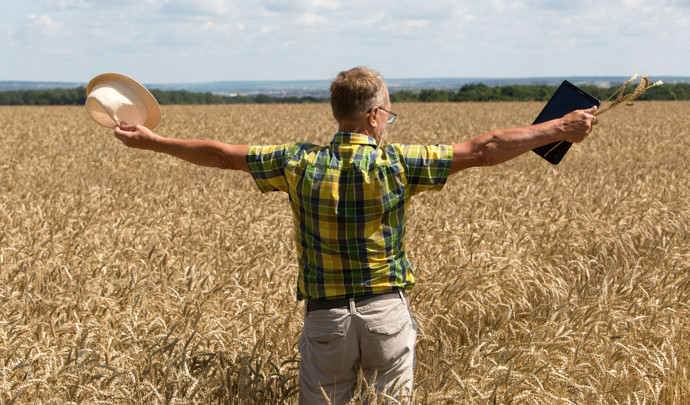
[368,107,379,128]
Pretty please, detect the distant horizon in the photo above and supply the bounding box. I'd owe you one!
[2,74,686,87]
[4,74,687,100]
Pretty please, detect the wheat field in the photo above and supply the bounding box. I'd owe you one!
[1,102,688,404]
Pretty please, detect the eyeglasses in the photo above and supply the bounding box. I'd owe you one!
[368,106,397,124]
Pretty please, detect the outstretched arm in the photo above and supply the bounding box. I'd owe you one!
[450,106,598,174]
[113,124,250,172]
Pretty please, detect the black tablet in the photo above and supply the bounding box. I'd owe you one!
[532,80,600,165]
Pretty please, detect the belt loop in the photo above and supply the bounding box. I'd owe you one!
[348,297,356,314]
[398,288,407,306]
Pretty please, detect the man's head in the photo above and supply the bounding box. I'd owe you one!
[330,67,388,124]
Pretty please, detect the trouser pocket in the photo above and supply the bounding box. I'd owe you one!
[299,309,358,391]
[359,300,415,369]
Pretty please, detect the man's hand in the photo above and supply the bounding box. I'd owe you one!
[558,106,599,143]
[113,123,159,150]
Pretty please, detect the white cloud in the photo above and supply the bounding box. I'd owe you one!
[404,19,430,29]
[260,25,279,35]
[43,0,90,10]
[620,0,646,7]
[160,0,235,15]
[0,22,16,46]
[43,0,149,11]
[262,0,338,13]
[30,14,60,29]
[360,11,386,27]
[27,14,70,37]
[297,12,329,26]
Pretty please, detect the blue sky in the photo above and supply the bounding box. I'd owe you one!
[1,0,688,83]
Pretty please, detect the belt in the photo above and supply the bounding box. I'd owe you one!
[306,288,402,312]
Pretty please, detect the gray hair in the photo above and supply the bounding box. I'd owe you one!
[330,67,386,122]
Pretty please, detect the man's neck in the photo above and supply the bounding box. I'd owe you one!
[337,123,372,136]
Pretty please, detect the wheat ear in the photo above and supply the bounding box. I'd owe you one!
[595,74,663,116]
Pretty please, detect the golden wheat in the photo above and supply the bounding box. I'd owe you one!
[0,102,688,403]
[595,74,663,116]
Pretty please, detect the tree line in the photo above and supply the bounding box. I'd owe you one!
[2,83,689,106]
[0,87,326,106]
[390,83,690,102]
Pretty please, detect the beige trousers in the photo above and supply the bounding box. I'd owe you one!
[298,290,417,404]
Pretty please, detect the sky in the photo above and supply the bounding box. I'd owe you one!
[1,0,689,83]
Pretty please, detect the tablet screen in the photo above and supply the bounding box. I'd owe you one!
[532,80,600,164]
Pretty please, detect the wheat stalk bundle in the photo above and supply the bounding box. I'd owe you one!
[594,74,663,116]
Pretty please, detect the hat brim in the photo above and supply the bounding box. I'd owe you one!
[86,73,162,129]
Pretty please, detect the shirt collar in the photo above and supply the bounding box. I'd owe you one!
[331,132,378,147]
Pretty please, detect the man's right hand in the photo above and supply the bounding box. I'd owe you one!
[113,123,160,150]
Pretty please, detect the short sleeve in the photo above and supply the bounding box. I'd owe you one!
[246,144,293,193]
[396,144,453,196]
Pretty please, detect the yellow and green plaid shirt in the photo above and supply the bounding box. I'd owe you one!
[247,132,452,300]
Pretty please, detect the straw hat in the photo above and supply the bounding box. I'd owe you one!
[86,73,161,129]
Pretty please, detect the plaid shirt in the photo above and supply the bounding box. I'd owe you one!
[247,132,452,300]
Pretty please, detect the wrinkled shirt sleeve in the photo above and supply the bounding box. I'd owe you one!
[246,143,293,193]
[397,144,453,196]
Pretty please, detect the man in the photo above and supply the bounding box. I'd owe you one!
[114,66,598,403]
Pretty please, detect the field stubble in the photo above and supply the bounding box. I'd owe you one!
[0,102,688,404]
